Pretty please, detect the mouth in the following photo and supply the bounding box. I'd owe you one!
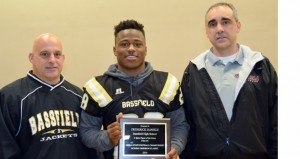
[126,55,138,60]
[216,36,226,40]
[46,66,57,71]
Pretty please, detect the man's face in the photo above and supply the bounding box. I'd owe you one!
[29,35,64,84]
[205,6,241,55]
[113,29,147,76]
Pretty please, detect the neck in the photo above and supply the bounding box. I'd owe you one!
[32,73,60,85]
[117,65,145,77]
[212,44,239,57]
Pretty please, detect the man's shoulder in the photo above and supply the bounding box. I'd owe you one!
[0,76,41,103]
[152,70,168,75]
[61,80,83,95]
[150,70,179,84]
[152,70,176,78]
[1,76,30,93]
[82,75,113,92]
[86,74,107,81]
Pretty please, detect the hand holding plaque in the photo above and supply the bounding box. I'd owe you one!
[119,118,171,159]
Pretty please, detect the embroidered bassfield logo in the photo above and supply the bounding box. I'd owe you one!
[247,75,260,83]
[40,129,78,142]
[115,88,124,95]
[43,129,74,135]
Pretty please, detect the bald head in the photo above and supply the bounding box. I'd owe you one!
[32,33,62,53]
[29,33,65,84]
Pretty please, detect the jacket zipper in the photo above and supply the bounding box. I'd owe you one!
[226,137,230,145]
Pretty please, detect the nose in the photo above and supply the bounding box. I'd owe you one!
[48,53,56,62]
[127,44,135,53]
[216,23,224,33]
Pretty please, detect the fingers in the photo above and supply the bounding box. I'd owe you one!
[165,147,178,159]
[116,112,123,122]
[107,121,121,146]
[107,112,124,146]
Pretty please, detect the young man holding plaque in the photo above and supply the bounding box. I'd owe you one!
[79,19,189,159]
[180,2,278,159]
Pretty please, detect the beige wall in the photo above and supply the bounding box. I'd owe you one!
[0,0,277,88]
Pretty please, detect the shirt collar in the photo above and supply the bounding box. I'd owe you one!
[207,44,244,65]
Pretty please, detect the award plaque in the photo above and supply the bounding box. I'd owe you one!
[119,118,171,159]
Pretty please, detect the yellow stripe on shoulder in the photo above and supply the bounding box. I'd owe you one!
[84,77,112,107]
[159,73,179,105]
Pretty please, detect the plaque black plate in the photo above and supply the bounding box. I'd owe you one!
[119,118,171,159]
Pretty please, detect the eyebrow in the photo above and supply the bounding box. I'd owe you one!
[221,17,232,21]
[207,17,232,24]
[119,39,143,43]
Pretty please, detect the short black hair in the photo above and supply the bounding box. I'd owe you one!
[114,19,145,39]
[206,2,239,21]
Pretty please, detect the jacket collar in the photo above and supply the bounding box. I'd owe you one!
[27,71,64,90]
[191,44,264,70]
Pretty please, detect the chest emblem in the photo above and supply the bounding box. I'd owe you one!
[115,88,125,95]
[247,75,260,83]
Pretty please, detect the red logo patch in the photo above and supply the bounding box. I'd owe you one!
[247,75,260,83]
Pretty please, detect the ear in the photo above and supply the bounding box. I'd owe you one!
[113,46,117,56]
[236,21,241,33]
[62,54,65,61]
[145,46,147,56]
[28,52,34,63]
[205,26,209,38]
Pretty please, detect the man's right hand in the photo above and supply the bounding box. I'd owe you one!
[107,112,123,146]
